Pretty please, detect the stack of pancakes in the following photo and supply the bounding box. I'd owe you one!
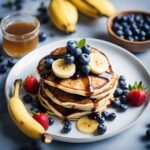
[37,47,119,120]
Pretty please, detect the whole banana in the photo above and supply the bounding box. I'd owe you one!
[8,80,52,143]
[70,0,116,18]
[48,0,78,33]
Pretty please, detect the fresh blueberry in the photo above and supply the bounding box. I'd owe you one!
[120,35,125,39]
[140,30,146,37]
[122,16,128,22]
[31,107,39,113]
[115,16,122,22]
[116,30,124,36]
[131,23,138,30]
[112,99,121,108]
[97,124,107,135]
[71,47,82,56]
[38,2,47,14]
[0,65,7,74]
[119,95,127,104]
[80,65,90,74]
[66,41,76,53]
[67,40,76,45]
[124,29,133,36]
[44,58,54,68]
[39,32,47,42]
[134,36,139,41]
[114,88,123,97]
[121,22,129,28]
[82,45,91,54]
[79,53,90,65]
[61,125,71,133]
[31,100,40,108]
[64,121,72,127]
[64,54,75,64]
[146,129,150,138]
[145,16,150,24]
[118,104,128,112]
[128,17,134,24]
[0,55,4,63]
[123,89,128,95]
[133,28,140,35]
[49,117,54,125]
[113,23,123,31]
[140,36,146,41]
[102,111,109,120]
[7,58,16,67]
[119,80,127,89]
[135,15,142,22]
[23,94,33,103]
[143,24,149,32]
[119,75,126,81]
[127,36,134,41]
[97,115,105,124]
[108,113,116,121]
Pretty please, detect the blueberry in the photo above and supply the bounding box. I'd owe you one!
[97,124,107,135]
[64,121,72,127]
[140,36,146,41]
[108,113,116,121]
[112,99,121,108]
[114,88,123,97]
[134,36,139,41]
[66,41,76,53]
[121,22,129,28]
[118,104,128,112]
[116,30,124,36]
[120,35,125,39]
[127,36,134,41]
[115,16,122,22]
[61,125,71,133]
[23,94,33,103]
[145,16,150,24]
[44,58,54,68]
[31,107,39,113]
[135,15,142,22]
[143,24,149,31]
[133,28,140,35]
[39,32,47,42]
[71,47,82,56]
[38,2,47,14]
[140,30,146,37]
[97,115,105,124]
[128,17,134,24]
[0,55,4,63]
[31,101,40,108]
[0,65,7,74]
[119,95,127,104]
[49,117,54,125]
[102,111,109,120]
[146,129,150,138]
[67,40,76,45]
[113,23,123,31]
[119,75,126,81]
[82,45,91,54]
[119,80,127,89]
[64,54,75,64]
[123,89,128,95]
[80,65,90,74]
[79,53,90,65]
[131,23,137,30]
[124,29,133,36]
[7,58,16,67]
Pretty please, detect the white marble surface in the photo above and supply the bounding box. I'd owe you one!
[0,0,150,150]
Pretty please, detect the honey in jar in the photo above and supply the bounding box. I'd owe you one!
[1,13,40,57]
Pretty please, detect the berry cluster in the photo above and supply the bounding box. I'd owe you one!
[113,14,150,41]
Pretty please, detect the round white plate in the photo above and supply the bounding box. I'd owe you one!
[5,38,150,143]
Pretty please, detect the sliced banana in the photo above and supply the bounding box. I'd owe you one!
[89,53,109,75]
[52,59,76,79]
[77,116,98,134]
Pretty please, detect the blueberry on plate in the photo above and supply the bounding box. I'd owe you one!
[119,95,127,104]
[0,55,4,63]
[146,129,150,138]
[23,94,33,103]
[114,88,123,97]
[119,80,126,88]
[7,58,16,67]
[82,45,91,54]
[39,32,47,42]
[64,54,75,64]
[123,89,128,95]
[66,41,76,53]
[119,75,126,81]
[97,115,105,124]
[118,104,128,112]
[64,121,72,127]
[61,124,71,133]
[112,99,121,108]
[101,111,109,120]
[108,113,116,121]
[71,47,82,56]
[44,58,54,68]
[0,64,7,74]
[49,117,54,125]
[97,124,107,135]
[80,65,90,74]
[79,53,90,65]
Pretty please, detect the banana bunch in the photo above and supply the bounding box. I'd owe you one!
[70,0,116,18]
[8,80,52,143]
[48,0,78,33]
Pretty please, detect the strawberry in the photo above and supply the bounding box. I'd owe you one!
[24,75,39,94]
[127,81,148,107]
[33,113,49,130]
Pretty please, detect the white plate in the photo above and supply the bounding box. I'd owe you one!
[5,38,150,143]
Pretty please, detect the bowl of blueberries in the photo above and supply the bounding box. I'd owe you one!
[107,11,150,53]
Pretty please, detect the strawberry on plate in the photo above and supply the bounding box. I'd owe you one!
[128,81,148,107]
[33,113,49,130]
[24,75,39,94]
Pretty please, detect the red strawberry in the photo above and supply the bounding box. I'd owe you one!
[127,81,148,107]
[24,75,39,94]
[33,113,49,130]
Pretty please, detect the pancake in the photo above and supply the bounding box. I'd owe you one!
[37,47,115,96]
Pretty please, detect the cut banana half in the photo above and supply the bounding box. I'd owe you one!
[77,116,98,134]
[89,53,109,75]
[52,59,76,79]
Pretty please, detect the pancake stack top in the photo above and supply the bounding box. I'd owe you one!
[37,46,119,120]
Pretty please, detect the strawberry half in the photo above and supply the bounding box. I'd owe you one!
[127,81,148,107]
[33,113,49,130]
[24,75,39,94]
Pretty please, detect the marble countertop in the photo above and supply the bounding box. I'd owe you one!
[0,0,150,150]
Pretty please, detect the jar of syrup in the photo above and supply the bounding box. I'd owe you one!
[1,13,40,57]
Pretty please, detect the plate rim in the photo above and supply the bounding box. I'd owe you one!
[5,38,150,143]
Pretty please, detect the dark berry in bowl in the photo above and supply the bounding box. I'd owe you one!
[0,64,7,74]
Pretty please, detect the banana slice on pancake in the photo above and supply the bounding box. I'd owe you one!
[89,53,109,75]
[52,59,76,79]
[77,116,98,134]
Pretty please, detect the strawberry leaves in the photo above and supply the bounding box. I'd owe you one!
[128,81,147,91]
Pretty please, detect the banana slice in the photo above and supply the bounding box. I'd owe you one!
[77,116,98,134]
[52,59,76,79]
[89,53,109,75]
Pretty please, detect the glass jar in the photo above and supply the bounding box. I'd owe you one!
[1,12,40,57]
